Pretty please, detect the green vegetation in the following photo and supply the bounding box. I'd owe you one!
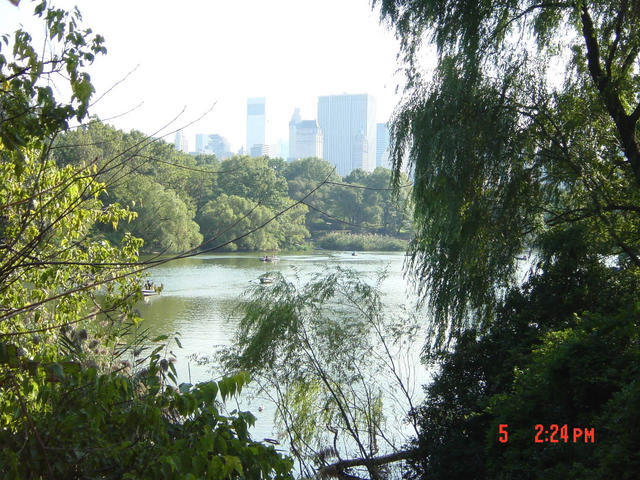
[377,0,640,339]
[6,0,638,478]
[406,249,640,479]
[221,269,420,478]
[197,194,308,252]
[52,123,413,254]
[372,0,640,478]
[0,3,292,478]
[314,232,407,251]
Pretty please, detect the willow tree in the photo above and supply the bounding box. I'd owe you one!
[375,0,640,340]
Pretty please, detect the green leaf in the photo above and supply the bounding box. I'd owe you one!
[46,362,65,380]
[223,455,244,475]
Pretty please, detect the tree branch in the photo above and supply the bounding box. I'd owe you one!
[604,0,627,76]
[579,4,640,185]
[317,449,418,478]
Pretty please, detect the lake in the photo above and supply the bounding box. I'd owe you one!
[137,250,426,446]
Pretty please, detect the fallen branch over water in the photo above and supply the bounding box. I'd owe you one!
[317,448,419,479]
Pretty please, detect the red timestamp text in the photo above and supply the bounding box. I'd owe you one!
[497,424,595,443]
[534,424,595,443]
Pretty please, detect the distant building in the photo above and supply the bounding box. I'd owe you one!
[210,135,232,160]
[246,97,266,155]
[376,123,391,168]
[277,139,289,159]
[317,94,376,175]
[195,133,232,160]
[174,130,188,153]
[195,133,208,153]
[288,108,323,160]
[250,144,272,157]
[352,132,368,171]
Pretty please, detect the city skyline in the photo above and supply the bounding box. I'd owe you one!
[0,0,404,152]
[190,92,387,177]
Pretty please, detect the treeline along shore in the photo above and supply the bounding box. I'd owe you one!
[53,122,413,253]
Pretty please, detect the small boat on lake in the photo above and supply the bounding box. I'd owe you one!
[259,255,280,263]
[142,281,163,296]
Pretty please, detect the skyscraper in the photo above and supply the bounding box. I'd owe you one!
[376,122,391,168]
[174,130,188,153]
[317,94,376,176]
[246,97,266,154]
[195,133,232,160]
[195,133,208,153]
[209,134,232,160]
[289,108,323,160]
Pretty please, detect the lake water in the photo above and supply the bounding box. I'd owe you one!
[137,250,426,446]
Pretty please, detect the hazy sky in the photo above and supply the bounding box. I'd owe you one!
[2,0,405,152]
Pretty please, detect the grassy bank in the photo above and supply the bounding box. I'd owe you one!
[313,232,408,251]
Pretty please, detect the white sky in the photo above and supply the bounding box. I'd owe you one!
[2,0,405,152]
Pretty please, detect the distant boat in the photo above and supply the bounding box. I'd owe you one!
[352,251,357,256]
[141,282,163,296]
[259,255,280,263]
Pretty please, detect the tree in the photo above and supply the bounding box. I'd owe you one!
[52,122,206,252]
[376,0,640,340]
[0,2,293,477]
[371,2,640,477]
[284,157,342,233]
[114,175,203,253]
[218,156,290,210]
[220,268,422,479]
[186,154,221,214]
[197,194,309,251]
[404,243,640,479]
[343,167,413,235]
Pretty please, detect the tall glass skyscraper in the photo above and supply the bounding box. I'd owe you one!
[317,94,376,176]
[376,122,391,168]
[246,97,266,155]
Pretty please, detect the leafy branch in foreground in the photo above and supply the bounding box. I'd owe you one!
[1,1,293,478]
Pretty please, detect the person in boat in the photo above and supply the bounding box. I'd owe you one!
[145,280,152,290]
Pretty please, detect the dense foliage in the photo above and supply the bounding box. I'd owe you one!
[377,0,640,337]
[1,2,292,478]
[372,0,640,478]
[407,246,640,479]
[314,232,407,251]
[52,123,413,253]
